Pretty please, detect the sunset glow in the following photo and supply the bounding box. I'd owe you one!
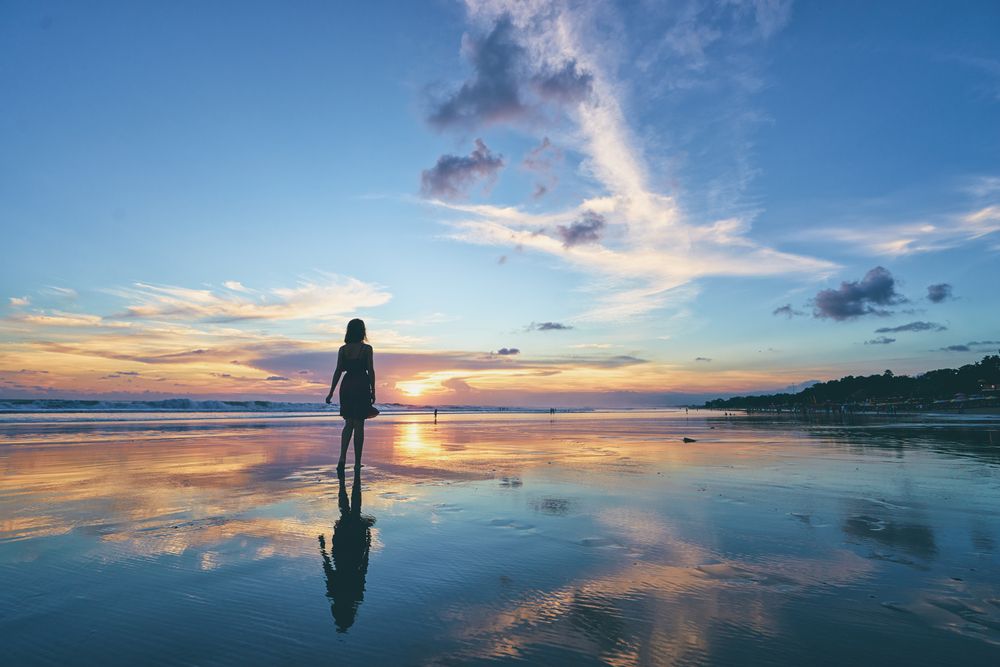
[2,2,998,406]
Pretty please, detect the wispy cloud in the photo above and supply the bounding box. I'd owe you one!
[873,321,946,334]
[807,205,1000,257]
[526,321,573,331]
[864,336,895,345]
[427,2,834,320]
[772,304,804,318]
[107,275,389,323]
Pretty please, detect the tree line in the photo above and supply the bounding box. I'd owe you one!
[703,355,1000,410]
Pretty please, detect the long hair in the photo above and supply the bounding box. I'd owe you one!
[344,318,367,344]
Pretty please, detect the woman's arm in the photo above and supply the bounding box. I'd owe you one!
[367,345,376,403]
[325,348,344,403]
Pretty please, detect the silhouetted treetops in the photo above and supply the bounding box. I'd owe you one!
[704,355,1000,410]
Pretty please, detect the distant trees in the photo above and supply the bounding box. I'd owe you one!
[704,355,1000,410]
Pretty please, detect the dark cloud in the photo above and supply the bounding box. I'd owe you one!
[772,304,804,318]
[265,375,290,381]
[874,321,946,333]
[532,184,548,199]
[498,255,507,265]
[420,139,504,199]
[532,59,593,104]
[556,211,606,247]
[527,321,573,331]
[497,347,520,355]
[927,283,954,303]
[428,17,526,129]
[694,356,712,362]
[813,267,906,320]
[865,336,896,345]
[427,18,592,131]
[939,340,1000,352]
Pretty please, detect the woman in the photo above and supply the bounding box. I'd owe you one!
[325,318,376,470]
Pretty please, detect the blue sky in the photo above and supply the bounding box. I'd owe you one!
[1,0,998,404]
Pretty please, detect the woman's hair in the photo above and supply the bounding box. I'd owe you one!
[344,318,367,344]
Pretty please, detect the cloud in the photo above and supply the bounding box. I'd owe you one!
[43,287,77,299]
[812,267,906,321]
[265,376,290,381]
[747,0,794,38]
[556,211,606,247]
[428,16,526,129]
[527,321,573,331]
[772,304,804,318]
[532,59,593,104]
[421,139,504,200]
[223,281,250,292]
[874,321,946,333]
[926,283,953,303]
[940,340,1000,352]
[5,311,127,328]
[430,2,835,321]
[522,137,560,171]
[109,274,389,323]
[694,356,712,362]
[865,337,896,345]
[808,205,1000,257]
[9,296,29,307]
[523,137,562,199]
[496,347,520,355]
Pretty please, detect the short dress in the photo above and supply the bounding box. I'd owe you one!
[337,344,373,420]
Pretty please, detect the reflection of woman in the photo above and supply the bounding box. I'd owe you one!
[318,468,375,633]
[325,318,376,471]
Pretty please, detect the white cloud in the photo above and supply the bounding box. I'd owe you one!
[433,1,834,320]
[9,296,29,307]
[807,205,1000,257]
[109,274,390,323]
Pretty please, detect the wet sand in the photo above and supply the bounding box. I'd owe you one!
[1,410,999,665]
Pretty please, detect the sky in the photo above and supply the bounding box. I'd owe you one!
[1,0,999,406]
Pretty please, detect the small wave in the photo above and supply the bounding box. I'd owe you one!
[0,398,600,415]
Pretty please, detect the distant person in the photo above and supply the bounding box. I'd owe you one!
[434,408,438,421]
[326,318,376,471]
[318,467,374,632]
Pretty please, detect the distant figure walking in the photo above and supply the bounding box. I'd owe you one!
[326,318,376,471]
[433,408,438,422]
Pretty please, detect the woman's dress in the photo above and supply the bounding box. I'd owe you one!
[338,346,372,420]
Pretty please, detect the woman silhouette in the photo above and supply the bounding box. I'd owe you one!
[325,318,376,470]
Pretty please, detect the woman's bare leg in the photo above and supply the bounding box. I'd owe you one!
[339,421,354,468]
[353,419,365,468]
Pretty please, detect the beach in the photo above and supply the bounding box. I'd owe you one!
[2,409,999,665]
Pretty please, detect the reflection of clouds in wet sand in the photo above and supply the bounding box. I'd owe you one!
[842,499,937,562]
[443,544,873,664]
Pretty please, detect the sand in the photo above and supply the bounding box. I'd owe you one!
[1,410,999,665]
